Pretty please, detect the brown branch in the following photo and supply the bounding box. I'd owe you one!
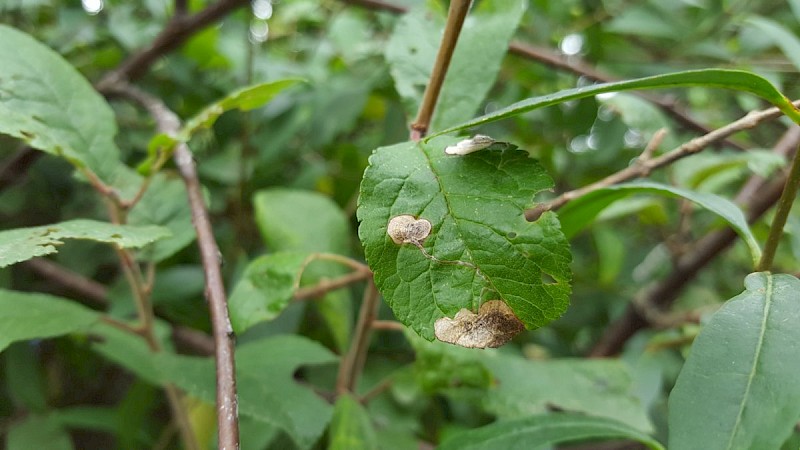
[341,0,742,148]
[526,101,799,221]
[336,280,380,394]
[24,258,108,308]
[294,270,373,301]
[371,320,404,331]
[589,125,800,357]
[97,0,249,89]
[107,83,239,449]
[0,146,41,192]
[410,0,471,140]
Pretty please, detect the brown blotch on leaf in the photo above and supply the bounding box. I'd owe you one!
[387,214,432,245]
[434,300,525,349]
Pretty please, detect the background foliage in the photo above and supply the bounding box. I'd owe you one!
[1,0,800,449]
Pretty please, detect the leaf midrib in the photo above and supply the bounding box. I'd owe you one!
[726,273,773,449]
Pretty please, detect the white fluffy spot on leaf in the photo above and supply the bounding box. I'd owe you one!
[434,300,525,348]
[444,134,495,155]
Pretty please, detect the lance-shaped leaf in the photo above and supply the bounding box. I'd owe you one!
[439,414,664,450]
[431,69,800,137]
[0,25,135,190]
[0,219,171,268]
[556,180,762,265]
[358,137,572,341]
[668,273,800,449]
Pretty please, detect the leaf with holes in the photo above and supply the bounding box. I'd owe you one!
[358,137,571,342]
[0,219,171,268]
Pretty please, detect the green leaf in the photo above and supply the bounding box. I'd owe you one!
[140,79,303,174]
[358,138,572,341]
[668,272,800,450]
[556,181,761,265]
[329,393,379,450]
[0,24,133,190]
[385,0,526,130]
[253,188,353,351]
[408,332,651,431]
[91,327,338,450]
[7,414,73,450]
[228,251,309,333]
[0,219,171,268]
[746,16,800,72]
[439,414,664,450]
[183,79,303,139]
[432,69,800,136]
[0,289,98,353]
[128,174,196,262]
[5,343,48,411]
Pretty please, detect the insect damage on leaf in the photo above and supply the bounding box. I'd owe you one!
[444,134,496,155]
[387,215,432,245]
[434,300,524,348]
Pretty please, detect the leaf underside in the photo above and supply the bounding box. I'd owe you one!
[358,137,572,341]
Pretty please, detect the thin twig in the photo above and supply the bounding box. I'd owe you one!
[360,375,394,404]
[371,320,404,331]
[341,0,743,149]
[589,126,800,357]
[410,0,471,140]
[24,258,108,308]
[336,281,380,394]
[97,0,249,89]
[526,101,799,221]
[108,83,239,449]
[294,270,373,301]
[757,141,800,271]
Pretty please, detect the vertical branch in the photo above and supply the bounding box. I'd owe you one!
[107,83,240,449]
[336,281,380,394]
[410,0,472,140]
[757,142,800,271]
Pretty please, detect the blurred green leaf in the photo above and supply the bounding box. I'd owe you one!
[0,289,98,352]
[557,180,761,265]
[358,137,571,341]
[0,24,135,191]
[329,393,379,450]
[0,219,171,268]
[4,343,48,411]
[433,69,800,136]
[439,414,664,450]
[254,188,353,351]
[386,0,526,129]
[668,273,800,450]
[92,325,339,449]
[409,334,651,431]
[128,174,196,262]
[7,414,73,450]
[746,16,800,72]
[228,251,309,333]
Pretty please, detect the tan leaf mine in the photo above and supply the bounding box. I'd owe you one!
[387,215,432,245]
[434,300,525,348]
